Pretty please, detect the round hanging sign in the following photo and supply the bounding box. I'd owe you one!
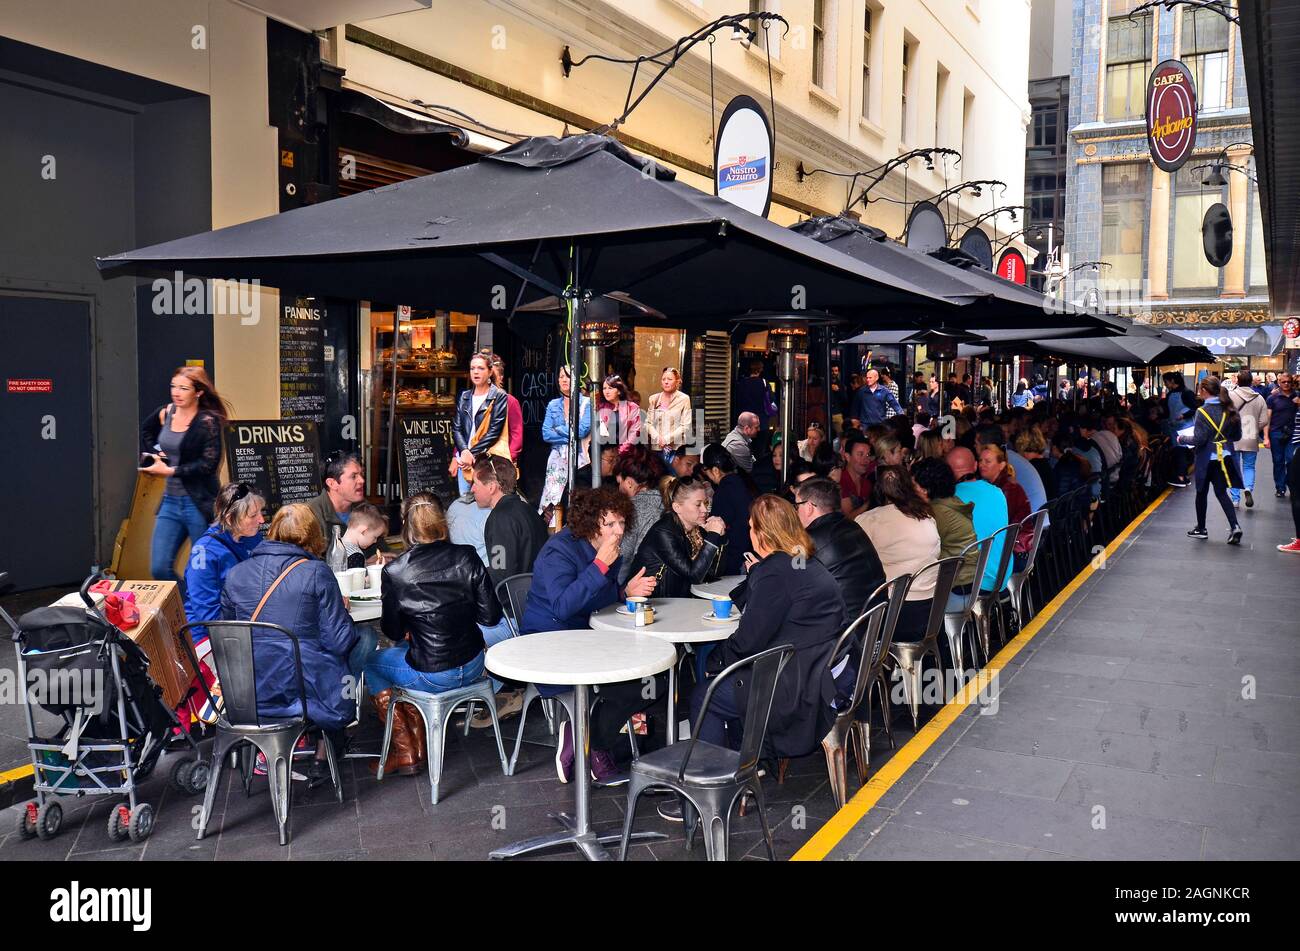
[714,95,774,217]
[1201,202,1233,268]
[1283,317,1300,340]
[905,201,948,253]
[996,248,1028,285]
[957,228,994,271]
[1146,59,1198,172]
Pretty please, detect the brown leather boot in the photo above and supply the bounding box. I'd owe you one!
[369,689,424,777]
[401,702,427,770]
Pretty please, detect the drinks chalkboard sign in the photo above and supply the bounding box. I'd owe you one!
[224,420,322,512]
[396,413,456,506]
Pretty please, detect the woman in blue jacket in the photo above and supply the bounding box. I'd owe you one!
[520,486,657,784]
[538,365,591,525]
[1178,376,1243,545]
[221,503,358,782]
[179,482,264,727]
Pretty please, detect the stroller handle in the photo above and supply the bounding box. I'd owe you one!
[80,565,109,608]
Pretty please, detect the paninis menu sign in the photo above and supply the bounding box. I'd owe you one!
[1146,59,1198,172]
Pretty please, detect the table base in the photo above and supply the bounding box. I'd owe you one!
[489,812,667,861]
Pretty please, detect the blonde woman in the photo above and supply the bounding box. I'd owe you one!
[690,494,844,759]
[645,367,693,466]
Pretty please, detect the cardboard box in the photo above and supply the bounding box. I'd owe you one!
[111,580,192,710]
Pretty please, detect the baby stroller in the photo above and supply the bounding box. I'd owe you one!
[2,568,207,843]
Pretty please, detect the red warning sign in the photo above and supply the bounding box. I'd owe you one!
[7,378,53,393]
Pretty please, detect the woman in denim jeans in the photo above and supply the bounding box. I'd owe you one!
[366,492,502,776]
[139,366,228,587]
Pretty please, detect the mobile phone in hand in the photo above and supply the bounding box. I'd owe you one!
[139,453,155,469]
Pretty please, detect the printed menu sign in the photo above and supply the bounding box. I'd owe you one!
[224,420,322,512]
[396,413,456,506]
[280,302,327,425]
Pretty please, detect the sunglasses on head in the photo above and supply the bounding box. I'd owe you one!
[233,482,253,501]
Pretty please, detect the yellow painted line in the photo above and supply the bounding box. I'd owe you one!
[0,763,34,784]
[792,488,1173,861]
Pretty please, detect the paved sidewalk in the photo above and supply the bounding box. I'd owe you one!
[826,456,1300,861]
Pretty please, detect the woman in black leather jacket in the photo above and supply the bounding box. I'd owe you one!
[628,475,726,598]
[365,492,503,776]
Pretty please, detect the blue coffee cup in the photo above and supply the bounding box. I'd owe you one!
[626,596,647,613]
[712,596,733,619]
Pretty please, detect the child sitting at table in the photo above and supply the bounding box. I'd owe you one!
[325,501,388,573]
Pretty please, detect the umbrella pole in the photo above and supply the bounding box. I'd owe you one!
[384,315,400,507]
[568,286,582,502]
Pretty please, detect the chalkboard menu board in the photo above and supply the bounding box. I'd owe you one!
[513,326,561,502]
[396,413,456,507]
[280,302,328,425]
[224,420,322,512]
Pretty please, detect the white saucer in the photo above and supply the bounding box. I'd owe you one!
[615,603,652,617]
[701,611,740,623]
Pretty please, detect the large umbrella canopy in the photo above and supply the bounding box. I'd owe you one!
[98,135,958,323]
[962,333,1213,367]
[791,215,1118,331]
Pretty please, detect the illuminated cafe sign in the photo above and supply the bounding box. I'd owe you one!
[1146,59,1198,173]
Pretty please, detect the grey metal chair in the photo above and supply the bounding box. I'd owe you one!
[970,524,1019,666]
[846,574,913,779]
[1007,509,1048,626]
[618,644,795,862]
[494,573,533,639]
[377,679,512,804]
[820,602,888,809]
[178,620,343,847]
[944,536,994,677]
[888,557,963,731]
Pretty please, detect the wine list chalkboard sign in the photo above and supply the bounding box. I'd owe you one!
[396,413,456,507]
[223,419,322,513]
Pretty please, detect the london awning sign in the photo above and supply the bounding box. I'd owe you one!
[1146,59,1198,172]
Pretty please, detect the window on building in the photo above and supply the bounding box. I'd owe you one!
[1030,195,1057,222]
[861,3,873,119]
[1172,164,1223,294]
[1105,1,1153,121]
[902,35,917,141]
[1032,106,1058,148]
[935,64,949,146]
[812,0,827,89]
[961,89,974,159]
[1100,163,1148,282]
[1183,7,1230,113]
[1249,190,1268,292]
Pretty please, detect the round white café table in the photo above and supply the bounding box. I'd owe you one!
[689,575,746,601]
[589,598,740,746]
[485,629,677,862]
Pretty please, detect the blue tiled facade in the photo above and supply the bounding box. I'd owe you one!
[1065,0,1270,335]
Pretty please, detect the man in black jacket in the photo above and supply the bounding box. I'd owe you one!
[469,455,548,725]
[794,477,885,620]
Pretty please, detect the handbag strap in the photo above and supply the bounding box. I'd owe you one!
[250,558,308,622]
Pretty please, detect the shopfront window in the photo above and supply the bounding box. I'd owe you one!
[1105,2,1152,121]
[633,327,686,409]
[1183,7,1230,113]
[1249,190,1268,293]
[1100,163,1148,282]
[1172,164,1223,294]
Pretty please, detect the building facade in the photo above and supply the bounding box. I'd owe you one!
[1063,0,1275,364]
[1,0,1033,586]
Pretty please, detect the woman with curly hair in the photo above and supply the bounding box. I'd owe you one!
[520,486,659,784]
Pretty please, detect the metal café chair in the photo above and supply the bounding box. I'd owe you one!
[178,621,343,848]
[618,645,795,862]
[888,557,963,731]
[944,536,994,678]
[969,524,1019,667]
[1007,509,1049,626]
[820,602,888,809]
[846,574,913,775]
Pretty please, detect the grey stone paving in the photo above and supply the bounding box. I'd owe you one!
[829,453,1300,861]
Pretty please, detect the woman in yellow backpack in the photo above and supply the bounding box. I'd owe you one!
[1178,376,1243,545]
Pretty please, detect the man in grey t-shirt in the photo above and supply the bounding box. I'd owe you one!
[722,412,760,472]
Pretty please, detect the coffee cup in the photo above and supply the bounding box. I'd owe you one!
[626,595,648,613]
[711,596,733,620]
[334,572,352,597]
[347,567,366,592]
[366,564,383,591]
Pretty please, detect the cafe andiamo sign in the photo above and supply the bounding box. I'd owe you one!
[1146,60,1198,173]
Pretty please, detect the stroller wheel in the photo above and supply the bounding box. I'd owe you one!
[35,800,63,841]
[15,801,38,839]
[169,757,208,795]
[107,803,131,842]
[127,803,154,842]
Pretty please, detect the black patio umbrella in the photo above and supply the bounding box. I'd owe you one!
[99,135,958,323]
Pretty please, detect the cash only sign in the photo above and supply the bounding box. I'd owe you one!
[1146,59,1198,173]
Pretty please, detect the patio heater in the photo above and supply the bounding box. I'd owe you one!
[580,298,621,487]
[901,327,985,425]
[768,322,809,480]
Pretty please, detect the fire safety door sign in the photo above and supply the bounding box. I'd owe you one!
[7,378,53,393]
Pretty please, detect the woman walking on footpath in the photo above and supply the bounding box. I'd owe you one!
[140,366,231,586]
[1179,376,1243,545]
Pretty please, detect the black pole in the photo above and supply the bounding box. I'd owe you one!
[383,312,401,505]
[568,278,582,501]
